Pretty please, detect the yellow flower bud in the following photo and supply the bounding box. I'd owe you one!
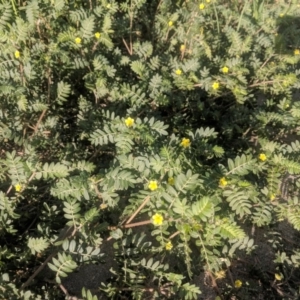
[168,177,174,185]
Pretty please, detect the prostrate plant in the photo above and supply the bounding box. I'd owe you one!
[0,0,300,299]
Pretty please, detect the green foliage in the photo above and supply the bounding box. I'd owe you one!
[82,287,98,300]
[27,237,49,255]
[48,252,77,283]
[227,154,257,176]
[56,81,71,105]
[1,0,300,299]
[35,162,69,179]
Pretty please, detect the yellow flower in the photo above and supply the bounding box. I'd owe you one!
[148,180,158,191]
[180,44,185,51]
[168,177,174,185]
[199,3,205,10]
[75,37,81,44]
[180,138,191,148]
[15,183,22,192]
[294,49,300,55]
[165,241,173,250]
[259,153,267,161]
[222,66,229,74]
[206,0,211,2]
[94,32,101,39]
[100,203,107,209]
[215,270,226,280]
[270,194,276,201]
[175,69,182,75]
[219,177,228,187]
[152,213,163,226]
[275,273,283,281]
[106,4,111,8]
[125,117,134,127]
[168,21,173,27]
[212,82,220,90]
[234,280,242,288]
[14,50,20,59]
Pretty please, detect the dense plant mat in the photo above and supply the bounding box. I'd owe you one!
[1,0,300,299]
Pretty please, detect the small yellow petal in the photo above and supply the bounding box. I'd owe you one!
[275,273,283,281]
[94,32,101,39]
[75,37,81,44]
[294,49,300,55]
[152,213,163,226]
[180,138,191,148]
[222,66,229,74]
[215,270,226,279]
[219,177,228,187]
[148,180,158,191]
[199,3,205,10]
[175,69,182,75]
[165,241,173,250]
[234,280,242,288]
[14,50,20,59]
[100,203,107,209]
[15,184,22,192]
[212,82,220,90]
[168,21,173,27]
[125,117,134,127]
[259,153,267,161]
